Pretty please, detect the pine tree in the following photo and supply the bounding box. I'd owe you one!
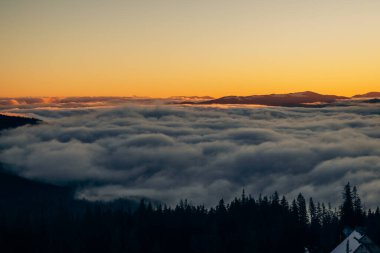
[272,191,280,206]
[297,193,308,226]
[291,199,299,218]
[309,198,317,225]
[280,196,289,210]
[216,199,227,214]
[241,189,246,203]
[317,202,322,225]
[352,186,363,225]
[340,183,355,228]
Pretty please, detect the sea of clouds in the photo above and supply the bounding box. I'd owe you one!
[0,100,379,207]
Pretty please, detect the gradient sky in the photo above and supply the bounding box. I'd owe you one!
[1,0,380,97]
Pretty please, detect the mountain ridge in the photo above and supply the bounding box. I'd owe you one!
[195,91,350,106]
[353,92,380,98]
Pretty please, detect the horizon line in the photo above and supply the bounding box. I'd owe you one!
[1,90,379,99]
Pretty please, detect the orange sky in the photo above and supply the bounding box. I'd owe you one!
[1,0,380,97]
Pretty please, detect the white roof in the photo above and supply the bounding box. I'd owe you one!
[331,230,363,253]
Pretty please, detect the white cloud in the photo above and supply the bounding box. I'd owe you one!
[0,103,379,207]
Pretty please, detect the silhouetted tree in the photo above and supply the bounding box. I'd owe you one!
[297,193,308,225]
[309,198,317,225]
[1,180,380,253]
[281,196,289,210]
[352,186,364,225]
[340,182,355,228]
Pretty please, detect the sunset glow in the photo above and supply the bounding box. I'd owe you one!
[2,2,380,251]
[1,0,379,97]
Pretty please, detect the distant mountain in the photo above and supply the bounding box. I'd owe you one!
[198,91,349,106]
[0,113,41,131]
[353,92,380,98]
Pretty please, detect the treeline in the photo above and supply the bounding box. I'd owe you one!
[1,183,380,253]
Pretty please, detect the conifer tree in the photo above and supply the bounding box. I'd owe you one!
[292,199,299,219]
[281,196,289,210]
[309,198,317,225]
[352,186,363,224]
[340,183,355,228]
[272,191,280,206]
[216,199,227,214]
[297,193,308,225]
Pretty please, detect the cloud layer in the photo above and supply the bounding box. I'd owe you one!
[0,103,380,207]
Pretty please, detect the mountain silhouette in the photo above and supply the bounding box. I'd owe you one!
[198,91,348,106]
[0,114,41,131]
[353,92,380,98]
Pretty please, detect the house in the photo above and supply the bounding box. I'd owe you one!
[330,230,380,253]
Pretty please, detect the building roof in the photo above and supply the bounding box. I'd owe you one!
[331,230,363,253]
[330,230,380,253]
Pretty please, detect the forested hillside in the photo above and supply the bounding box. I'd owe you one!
[1,180,380,253]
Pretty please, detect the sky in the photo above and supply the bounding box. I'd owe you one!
[1,0,380,97]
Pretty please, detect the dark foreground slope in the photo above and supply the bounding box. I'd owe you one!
[2,180,380,253]
[0,169,73,211]
[0,169,141,253]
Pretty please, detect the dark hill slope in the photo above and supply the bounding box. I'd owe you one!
[0,169,73,212]
[0,114,41,131]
